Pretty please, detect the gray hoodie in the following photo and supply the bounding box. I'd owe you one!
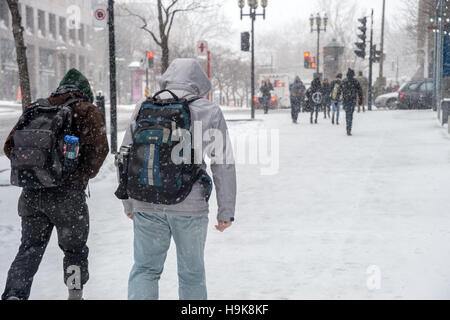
[119,59,236,222]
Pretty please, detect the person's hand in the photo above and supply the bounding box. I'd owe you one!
[126,213,133,220]
[215,221,232,232]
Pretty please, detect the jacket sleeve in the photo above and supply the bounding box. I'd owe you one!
[208,107,237,222]
[78,105,109,179]
[118,102,141,214]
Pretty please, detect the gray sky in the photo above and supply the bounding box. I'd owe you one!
[221,0,405,34]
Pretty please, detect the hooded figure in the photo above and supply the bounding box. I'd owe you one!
[306,77,322,124]
[337,68,363,135]
[2,68,109,301]
[119,59,237,300]
[290,76,306,123]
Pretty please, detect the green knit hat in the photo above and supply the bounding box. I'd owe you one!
[58,68,94,103]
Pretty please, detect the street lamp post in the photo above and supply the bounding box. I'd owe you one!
[310,13,328,78]
[429,0,448,115]
[239,0,268,120]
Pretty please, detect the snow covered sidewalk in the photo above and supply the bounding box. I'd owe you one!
[0,110,449,299]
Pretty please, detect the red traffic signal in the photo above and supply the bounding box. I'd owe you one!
[304,51,310,58]
[147,51,154,68]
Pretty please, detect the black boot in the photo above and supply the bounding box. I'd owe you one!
[347,129,352,136]
[332,116,335,125]
[337,118,339,125]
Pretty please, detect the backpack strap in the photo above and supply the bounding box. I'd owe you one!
[152,89,179,100]
[61,97,83,110]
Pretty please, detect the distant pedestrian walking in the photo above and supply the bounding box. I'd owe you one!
[356,71,368,113]
[337,69,363,136]
[321,78,331,119]
[330,73,343,125]
[289,76,306,124]
[260,78,274,114]
[306,78,322,124]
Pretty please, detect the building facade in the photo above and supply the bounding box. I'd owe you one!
[0,0,95,101]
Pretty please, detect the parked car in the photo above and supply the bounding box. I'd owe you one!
[375,92,399,110]
[396,79,433,110]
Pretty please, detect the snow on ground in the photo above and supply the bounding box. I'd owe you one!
[0,109,450,300]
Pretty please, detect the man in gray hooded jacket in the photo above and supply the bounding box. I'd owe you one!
[119,59,236,300]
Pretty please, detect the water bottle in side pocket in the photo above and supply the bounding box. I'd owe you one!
[63,135,79,173]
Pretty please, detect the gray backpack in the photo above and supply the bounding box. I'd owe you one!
[10,98,81,189]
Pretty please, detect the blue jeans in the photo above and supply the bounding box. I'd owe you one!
[331,100,341,120]
[128,212,209,300]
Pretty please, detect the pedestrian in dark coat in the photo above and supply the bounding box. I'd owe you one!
[289,76,306,124]
[337,68,363,136]
[2,69,109,300]
[306,77,322,124]
[321,78,332,119]
[260,78,274,114]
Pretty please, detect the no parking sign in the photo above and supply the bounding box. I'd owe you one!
[93,6,107,28]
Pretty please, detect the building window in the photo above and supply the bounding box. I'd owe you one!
[78,24,85,46]
[49,13,56,39]
[69,54,76,68]
[59,17,67,42]
[69,27,76,44]
[0,0,10,29]
[26,6,34,34]
[38,10,46,37]
[79,56,85,74]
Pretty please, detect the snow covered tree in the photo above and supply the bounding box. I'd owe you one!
[120,0,212,73]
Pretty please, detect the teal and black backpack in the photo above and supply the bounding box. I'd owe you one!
[118,90,212,205]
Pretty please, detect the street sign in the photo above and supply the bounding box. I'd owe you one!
[197,40,208,56]
[93,6,107,28]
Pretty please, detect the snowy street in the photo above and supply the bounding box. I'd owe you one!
[1,109,449,299]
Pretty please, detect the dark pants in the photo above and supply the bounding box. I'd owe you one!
[2,189,89,300]
[291,97,302,122]
[344,102,356,131]
[323,102,331,118]
[263,96,270,114]
[310,105,319,123]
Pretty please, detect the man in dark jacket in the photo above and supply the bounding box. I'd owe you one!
[306,77,322,124]
[260,78,274,114]
[2,69,109,300]
[337,68,363,136]
[289,76,305,124]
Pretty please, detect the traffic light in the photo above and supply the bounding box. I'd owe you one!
[310,57,316,69]
[304,51,311,68]
[147,51,154,68]
[371,45,383,63]
[241,32,250,52]
[354,17,367,59]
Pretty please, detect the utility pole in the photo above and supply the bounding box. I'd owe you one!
[108,0,117,154]
[368,9,374,111]
[378,0,386,96]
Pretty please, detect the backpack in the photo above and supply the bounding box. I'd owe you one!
[331,82,341,101]
[10,97,81,189]
[123,90,212,205]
